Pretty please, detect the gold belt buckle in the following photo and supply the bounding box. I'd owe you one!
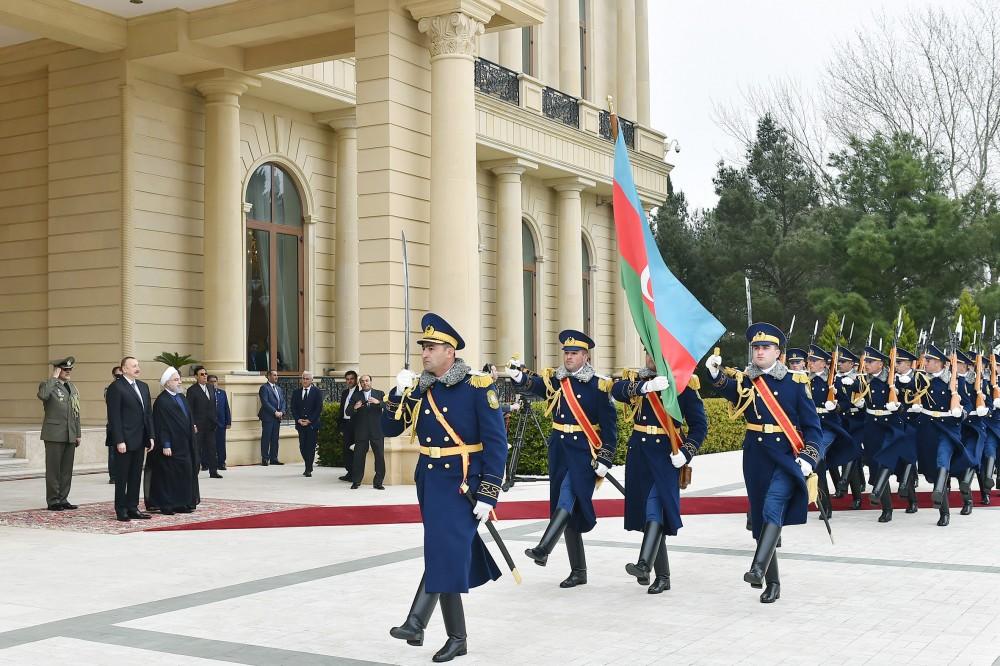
[763,424,778,434]
[428,446,441,459]
[643,425,655,435]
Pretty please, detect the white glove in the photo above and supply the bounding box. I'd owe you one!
[506,358,524,383]
[395,368,417,394]
[508,401,521,412]
[853,398,865,408]
[706,354,722,379]
[976,405,989,417]
[472,500,492,523]
[950,406,963,418]
[641,376,670,393]
[823,400,836,411]
[994,397,1000,410]
[670,451,686,469]
[796,458,813,478]
[885,402,900,412]
[594,462,610,478]
[907,403,923,414]
[897,374,911,384]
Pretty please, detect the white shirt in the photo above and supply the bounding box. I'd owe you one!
[126,377,143,407]
[202,384,210,398]
[302,387,309,401]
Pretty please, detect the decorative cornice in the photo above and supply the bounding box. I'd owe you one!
[418,12,484,58]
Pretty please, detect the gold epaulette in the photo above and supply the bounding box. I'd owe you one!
[597,376,614,393]
[687,375,701,391]
[791,371,810,384]
[467,372,493,389]
[621,368,638,381]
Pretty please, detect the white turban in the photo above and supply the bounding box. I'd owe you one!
[160,367,180,387]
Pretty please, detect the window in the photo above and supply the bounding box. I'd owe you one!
[521,27,535,77]
[522,221,538,369]
[245,163,304,373]
[582,239,592,337]
[579,0,589,99]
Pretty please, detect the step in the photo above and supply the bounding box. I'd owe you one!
[0,448,16,459]
[0,462,108,482]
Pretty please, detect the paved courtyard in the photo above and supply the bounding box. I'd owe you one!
[0,451,998,665]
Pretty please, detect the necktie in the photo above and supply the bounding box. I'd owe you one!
[302,388,307,401]
[130,380,143,407]
[174,393,188,417]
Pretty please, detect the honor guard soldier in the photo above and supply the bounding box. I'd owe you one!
[611,351,707,594]
[980,349,1000,504]
[37,356,81,511]
[891,348,922,513]
[785,348,808,373]
[834,347,866,507]
[509,330,618,588]
[956,350,988,514]
[382,313,507,663]
[856,346,905,523]
[706,323,824,604]
[806,345,854,517]
[914,344,974,527]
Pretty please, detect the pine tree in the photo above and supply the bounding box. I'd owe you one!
[818,312,842,351]
[952,290,982,349]
[898,308,918,351]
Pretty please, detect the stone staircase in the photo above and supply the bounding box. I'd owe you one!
[0,433,30,477]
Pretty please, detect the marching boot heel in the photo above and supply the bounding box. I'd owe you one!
[759,553,780,604]
[432,594,467,663]
[523,508,570,567]
[647,536,671,594]
[626,521,663,584]
[744,523,780,588]
[560,528,587,588]
[390,574,439,647]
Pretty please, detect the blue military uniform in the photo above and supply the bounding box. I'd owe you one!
[833,347,867,506]
[955,351,988,514]
[856,346,907,522]
[383,313,507,661]
[978,352,1000,504]
[712,322,824,604]
[806,344,854,517]
[611,369,707,594]
[519,330,618,588]
[883,348,922,512]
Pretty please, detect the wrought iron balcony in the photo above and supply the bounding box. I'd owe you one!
[541,86,580,128]
[474,58,519,106]
[599,111,635,149]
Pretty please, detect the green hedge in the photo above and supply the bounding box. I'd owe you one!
[316,398,744,472]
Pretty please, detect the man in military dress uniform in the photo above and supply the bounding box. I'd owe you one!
[509,330,618,589]
[956,350,988,515]
[611,351,706,594]
[806,344,854,518]
[890,348,922,513]
[856,346,905,523]
[979,349,1000,504]
[706,323,824,604]
[37,356,81,511]
[834,347,866,507]
[382,314,507,663]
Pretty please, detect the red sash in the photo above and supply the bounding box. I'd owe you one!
[560,377,602,458]
[751,376,804,455]
[646,391,682,455]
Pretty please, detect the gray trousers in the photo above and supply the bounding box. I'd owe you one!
[44,441,75,506]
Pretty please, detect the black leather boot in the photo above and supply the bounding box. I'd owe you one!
[850,464,865,509]
[959,476,973,515]
[932,467,949,508]
[977,465,992,505]
[836,461,854,496]
[744,523,781,588]
[432,594,467,663]
[905,477,918,513]
[759,552,780,603]
[560,528,587,588]
[524,508,570,567]
[390,574,439,646]
[937,487,950,527]
[829,466,844,498]
[626,521,663,583]
[647,536,670,594]
[870,468,891,504]
[897,463,914,500]
[877,485,893,523]
[745,511,752,532]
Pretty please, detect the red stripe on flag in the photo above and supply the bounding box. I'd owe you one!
[612,183,647,273]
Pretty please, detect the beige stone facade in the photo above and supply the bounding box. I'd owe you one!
[0,0,671,481]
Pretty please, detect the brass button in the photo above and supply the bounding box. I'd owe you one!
[577,394,582,398]
[427,463,433,469]
[444,463,450,469]
[654,438,660,444]
[573,435,578,440]
[426,437,432,442]
[758,437,763,442]
[641,415,647,421]
[641,437,647,442]
[773,391,779,396]
[444,436,450,442]
[775,436,781,442]
[560,434,565,439]
[442,407,448,413]
[425,409,430,414]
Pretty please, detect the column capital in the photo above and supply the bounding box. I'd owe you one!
[315,109,357,133]
[483,157,537,178]
[547,176,595,195]
[413,8,491,58]
[183,69,261,97]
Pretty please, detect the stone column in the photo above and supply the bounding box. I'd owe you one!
[539,0,560,87]
[558,0,581,97]
[415,6,493,368]
[550,177,594,331]
[616,0,637,120]
[487,158,536,361]
[498,28,522,71]
[184,69,260,372]
[635,0,651,126]
[318,111,359,372]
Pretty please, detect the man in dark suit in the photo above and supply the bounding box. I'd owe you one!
[207,374,232,470]
[187,365,221,479]
[106,356,155,521]
[337,370,359,481]
[258,369,285,465]
[105,365,124,484]
[291,371,323,477]
[348,374,385,489]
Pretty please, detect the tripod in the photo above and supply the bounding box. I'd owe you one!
[502,394,549,491]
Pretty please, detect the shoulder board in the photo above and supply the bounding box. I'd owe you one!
[791,372,810,384]
[621,368,638,381]
[687,375,701,391]
[597,375,613,393]
[467,372,493,389]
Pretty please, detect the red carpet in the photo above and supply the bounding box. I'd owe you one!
[146,490,993,532]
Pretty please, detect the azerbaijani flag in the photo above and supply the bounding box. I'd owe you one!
[612,123,725,420]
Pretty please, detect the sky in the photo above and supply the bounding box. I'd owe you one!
[648,0,963,211]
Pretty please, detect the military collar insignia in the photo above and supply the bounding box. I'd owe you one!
[746,361,788,381]
[418,358,472,392]
[554,363,595,383]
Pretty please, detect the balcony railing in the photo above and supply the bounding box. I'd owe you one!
[541,86,580,128]
[599,111,635,149]
[474,58,519,106]
[274,376,347,425]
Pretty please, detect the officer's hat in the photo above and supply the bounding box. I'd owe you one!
[417,313,465,350]
[786,347,807,362]
[559,329,595,352]
[808,344,831,362]
[895,348,917,362]
[924,344,947,362]
[863,346,889,363]
[50,356,75,370]
[837,346,859,364]
[956,350,974,365]
[746,322,785,348]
